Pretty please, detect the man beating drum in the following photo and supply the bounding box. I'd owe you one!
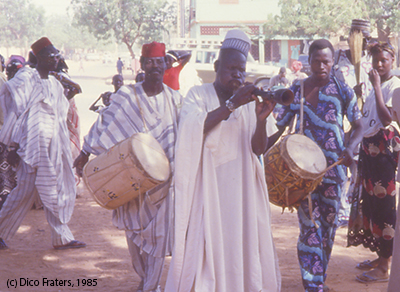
[74,42,182,292]
[270,39,364,292]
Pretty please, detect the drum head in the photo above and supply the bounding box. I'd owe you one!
[131,133,170,182]
[285,134,326,174]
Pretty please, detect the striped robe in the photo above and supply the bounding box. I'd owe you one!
[83,83,181,258]
[0,72,6,127]
[0,66,76,224]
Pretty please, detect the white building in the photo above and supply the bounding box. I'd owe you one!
[186,0,280,63]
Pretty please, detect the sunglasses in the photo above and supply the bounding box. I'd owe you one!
[39,51,61,59]
[48,52,61,59]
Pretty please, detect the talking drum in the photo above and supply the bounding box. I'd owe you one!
[83,133,171,210]
[264,134,327,209]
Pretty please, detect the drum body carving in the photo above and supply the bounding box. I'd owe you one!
[83,133,170,210]
[264,134,327,208]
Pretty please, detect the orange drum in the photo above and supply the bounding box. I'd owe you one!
[264,134,327,209]
[83,133,170,210]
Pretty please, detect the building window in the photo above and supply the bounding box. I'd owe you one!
[219,0,239,4]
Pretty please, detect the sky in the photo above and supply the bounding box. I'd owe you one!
[33,0,72,16]
[33,0,280,17]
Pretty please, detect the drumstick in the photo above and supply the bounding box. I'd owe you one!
[317,158,345,178]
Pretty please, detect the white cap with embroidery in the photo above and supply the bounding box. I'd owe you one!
[221,29,251,57]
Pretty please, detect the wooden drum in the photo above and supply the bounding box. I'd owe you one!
[83,133,171,210]
[264,134,327,209]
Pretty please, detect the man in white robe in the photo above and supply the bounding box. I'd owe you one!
[0,37,85,250]
[74,42,182,292]
[166,30,281,292]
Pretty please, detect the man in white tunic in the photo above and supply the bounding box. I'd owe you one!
[0,37,85,250]
[166,30,281,292]
[74,42,181,292]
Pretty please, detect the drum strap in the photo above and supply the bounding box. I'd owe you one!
[132,85,178,140]
[299,79,305,135]
[138,181,144,255]
[131,85,149,133]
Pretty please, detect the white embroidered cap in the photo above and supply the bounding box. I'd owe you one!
[221,29,251,57]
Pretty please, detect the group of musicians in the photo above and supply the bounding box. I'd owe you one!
[0,18,399,291]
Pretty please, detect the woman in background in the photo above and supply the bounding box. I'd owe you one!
[348,42,400,283]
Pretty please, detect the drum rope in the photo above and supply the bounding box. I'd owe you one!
[269,171,292,192]
[285,187,290,209]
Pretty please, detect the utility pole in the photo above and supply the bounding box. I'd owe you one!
[177,0,185,38]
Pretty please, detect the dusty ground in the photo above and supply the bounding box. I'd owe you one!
[0,60,390,292]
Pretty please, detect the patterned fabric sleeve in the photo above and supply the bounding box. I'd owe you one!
[340,80,362,124]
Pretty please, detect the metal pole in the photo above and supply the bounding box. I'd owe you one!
[177,0,185,38]
[258,25,265,64]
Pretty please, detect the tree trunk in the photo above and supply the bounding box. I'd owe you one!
[377,20,390,42]
[127,45,135,60]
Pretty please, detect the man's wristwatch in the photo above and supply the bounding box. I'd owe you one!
[225,98,236,112]
[8,142,19,152]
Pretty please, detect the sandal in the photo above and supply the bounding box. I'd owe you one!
[356,260,376,270]
[0,238,8,250]
[356,272,389,283]
[53,240,86,250]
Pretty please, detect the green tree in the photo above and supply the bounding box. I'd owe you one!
[268,0,400,41]
[44,15,105,53]
[0,0,45,49]
[266,0,365,39]
[71,0,177,58]
[365,0,400,41]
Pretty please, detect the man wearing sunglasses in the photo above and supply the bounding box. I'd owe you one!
[0,37,85,251]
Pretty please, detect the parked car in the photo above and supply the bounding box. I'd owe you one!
[297,55,311,76]
[174,48,280,84]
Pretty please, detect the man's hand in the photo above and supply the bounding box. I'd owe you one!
[73,151,90,177]
[254,95,277,122]
[339,148,353,167]
[7,150,20,168]
[229,82,257,108]
[6,143,20,167]
[353,83,363,97]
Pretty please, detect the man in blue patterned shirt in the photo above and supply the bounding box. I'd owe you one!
[271,39,364,292]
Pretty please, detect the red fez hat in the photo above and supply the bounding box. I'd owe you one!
[31,37,52,56]
[141,42,166,58]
